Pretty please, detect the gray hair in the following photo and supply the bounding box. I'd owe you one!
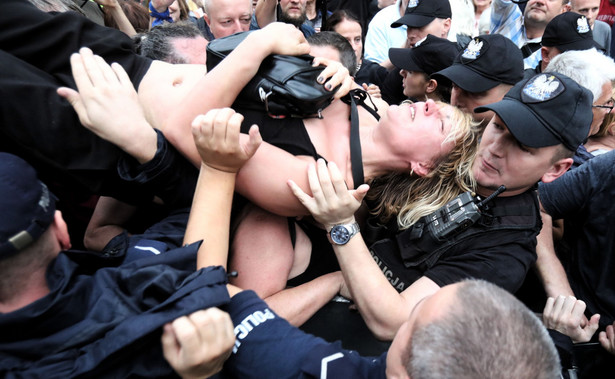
[546,48,615,102]
[408,280,560,379]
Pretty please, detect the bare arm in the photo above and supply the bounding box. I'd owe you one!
[535,204,575,298]
[288,160,440,340]
[149,27,352,170]
[265,271,345,326]
[84,196,138,251]
[183,109,262,269]
[94,0,138,37]
[254,0,278,28]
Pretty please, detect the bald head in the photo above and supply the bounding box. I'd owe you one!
[203,0,252,39]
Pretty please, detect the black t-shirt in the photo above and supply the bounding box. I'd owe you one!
[239,109,322,160]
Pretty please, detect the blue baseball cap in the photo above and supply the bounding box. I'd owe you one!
[0,153,56,257]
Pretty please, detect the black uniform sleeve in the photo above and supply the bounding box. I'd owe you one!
[221,290,387,379]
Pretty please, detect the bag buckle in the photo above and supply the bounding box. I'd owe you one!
[259,87,273,113]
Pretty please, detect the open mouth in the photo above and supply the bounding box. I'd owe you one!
[401,100,416,121]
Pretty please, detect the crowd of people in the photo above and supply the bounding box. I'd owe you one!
[2,0,615,378]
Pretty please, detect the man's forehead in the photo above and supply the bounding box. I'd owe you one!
[210,0,252,11]
[571,0,600,8]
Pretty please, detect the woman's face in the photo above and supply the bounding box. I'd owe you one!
[379,100,455,176]
[334,19,363,65]
[473,0,491,11]
[169,1,181,22]
[400,69,429,100]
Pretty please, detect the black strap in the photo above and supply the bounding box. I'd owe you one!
[342,89,380,188]
[520,42,541,58]
[349,94,364,188]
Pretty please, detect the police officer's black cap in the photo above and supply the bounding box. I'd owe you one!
[389,35,461,75]
[542,12,601,53]
[475,72,593,151]
[391,0,452,28]
[432,34,524,93]
[0,153,57,258]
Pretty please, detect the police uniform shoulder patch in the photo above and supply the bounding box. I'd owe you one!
[577,16,590,34]
[462,38,483,60]
[408,0,419,8]
[521,74,565,103]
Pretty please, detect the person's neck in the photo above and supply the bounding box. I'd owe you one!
[524,20,546,40]
[359,126,414,181]
[585,135,615,152]
[476,185,530,198]
[0,267,50,313]
[306,2,317,20]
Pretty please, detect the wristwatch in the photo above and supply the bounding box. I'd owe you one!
[327,222,360,245]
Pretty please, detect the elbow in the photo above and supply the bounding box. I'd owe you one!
[367,318,400,341]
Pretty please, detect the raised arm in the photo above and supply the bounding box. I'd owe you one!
[534,205,575,298]
[288,160,440,340]
[184,108,262,269]
[94,0,138,37]
[145,23,351,169]
[254,0,278,28]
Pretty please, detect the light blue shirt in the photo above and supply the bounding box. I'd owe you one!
[364,1,407,64]
[490,0,541,69]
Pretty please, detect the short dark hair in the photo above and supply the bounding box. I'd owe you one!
[135,21,203,64]
[324,9,363,34]
[551,144,574,164]
[307,31,357,76]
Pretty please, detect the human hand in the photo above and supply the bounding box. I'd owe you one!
[57,47,157,163]
[257,22,311,56]
[542,295,600,343]
[312,57,354,100]
[599,322,615,355]
[92,0,119,8]
[362,83,381,99]
[191,108,262,173]
[287,159,369,229]
[161,307,235,379]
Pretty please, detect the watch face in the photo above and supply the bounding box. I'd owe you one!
[330,225,350,244]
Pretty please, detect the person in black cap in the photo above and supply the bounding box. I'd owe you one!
[390,0,452,48]
[524,12,602,79]
[388,34,461,102]
[432,33,524,124]
[286,71,593,347]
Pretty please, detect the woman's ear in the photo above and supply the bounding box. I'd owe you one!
[413,161,432,177]
[425,79,438,95]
